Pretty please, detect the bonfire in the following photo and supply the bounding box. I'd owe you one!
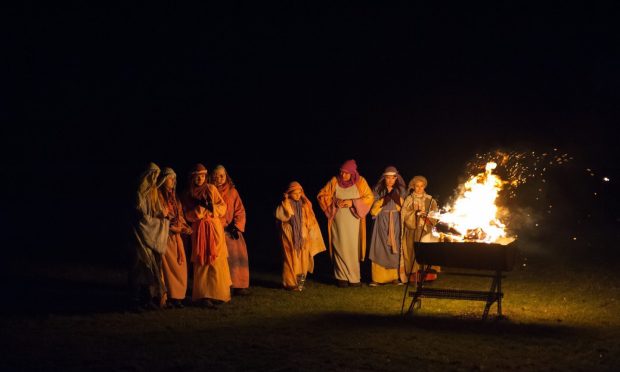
[434,162,515,245]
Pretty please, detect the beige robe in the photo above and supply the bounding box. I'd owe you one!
[401,192,439,282]
[317,177,374,261]
[317,177,374,284]
[131,188,169,301]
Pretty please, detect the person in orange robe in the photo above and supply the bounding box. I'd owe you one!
[158,167,192,308]
[317,159,374,287]
[182,164,232,308]
[210,165,251,296]
[275,182,326,291]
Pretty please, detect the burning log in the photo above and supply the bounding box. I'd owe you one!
[465,227,487,241]
[434,221,462,236]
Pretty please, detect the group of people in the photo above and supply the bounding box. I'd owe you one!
[279,159,439,292]
[130,159,439,311]
[129,163,250,310]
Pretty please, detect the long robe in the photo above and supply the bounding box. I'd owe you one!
[401,192,439,282]
[184,184,232,302]
[159,191,189,301]
[369,195,403,284]
[317,176,373,284]
[275,198,326,289]
[130,189,169,301]
[217,185,250,289]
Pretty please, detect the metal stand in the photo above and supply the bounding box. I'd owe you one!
[406,265,505,320]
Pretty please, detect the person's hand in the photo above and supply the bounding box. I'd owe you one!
[226,224,240,240]
[182,226,193,235]
[339,199,352,208]
[177,252,184,265]
[200,198,213,213]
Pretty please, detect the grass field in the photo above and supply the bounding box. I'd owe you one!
[2,249,619,371]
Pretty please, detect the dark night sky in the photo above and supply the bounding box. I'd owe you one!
[4,2,619,266]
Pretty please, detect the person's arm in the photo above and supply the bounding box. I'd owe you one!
[426,198,439,227]
[210,186,227,218]
[317,178,336,217]
[275,196,294,222]
[177,199,193,234]
[351,177,374,218]
[401,195,416,230]
[370,197,384,217]
[184,202,207,222]
[232,189,247,232]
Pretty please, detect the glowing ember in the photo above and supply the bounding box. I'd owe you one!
[466,149,571,199]
[435,162,514,244]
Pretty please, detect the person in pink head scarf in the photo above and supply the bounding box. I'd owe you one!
[317,159,374,287]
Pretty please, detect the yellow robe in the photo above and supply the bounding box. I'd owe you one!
[275,198,326,289]
[185,184,232,302]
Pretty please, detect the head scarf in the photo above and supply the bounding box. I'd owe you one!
[138,162,161,196]
[337,159,360,188]
[286,181,312,205]
[373,165,406,206]
[408,175,428,194]
[191,163,208,175]
[286,181,310,251]
[210,164,235,196]
[158,167,180,222]
[158,167,177,189]
[188,163,210,200]
[137,163,161,210]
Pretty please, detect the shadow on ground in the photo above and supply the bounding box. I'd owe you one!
[306,311,583,339]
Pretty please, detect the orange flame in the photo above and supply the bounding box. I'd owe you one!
[436,162,515,244]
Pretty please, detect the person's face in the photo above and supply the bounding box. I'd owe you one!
[164,175,175,190]
[340,170,351,181]
[414,181,426,194]
[289,189,302,201]
[193,173,206,186]
[214,169,227,187]
[385,175,396,188]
